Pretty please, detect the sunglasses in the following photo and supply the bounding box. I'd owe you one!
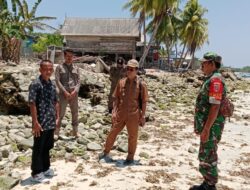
[201,61,210,66]
[126,67,136,71]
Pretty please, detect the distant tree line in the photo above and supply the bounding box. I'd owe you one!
[232,66,250,73]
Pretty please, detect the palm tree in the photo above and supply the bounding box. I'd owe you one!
[148,9,182,66]
[0,2,23,62]
[123,0,149,60]
[179,0,208,69]
[140,0,180,67]
[124,0,180,67]
[0,0,56,63]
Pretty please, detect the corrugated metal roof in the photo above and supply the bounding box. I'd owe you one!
[60,17,140,37]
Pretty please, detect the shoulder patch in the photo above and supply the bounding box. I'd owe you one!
[209,78,223,100]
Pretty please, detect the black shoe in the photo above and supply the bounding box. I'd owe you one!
[189,181,216,190]
[98,152,114,163]
[123,159,134,166]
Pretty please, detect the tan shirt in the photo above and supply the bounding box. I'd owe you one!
[113,76,149,119]
[55,63,80,93]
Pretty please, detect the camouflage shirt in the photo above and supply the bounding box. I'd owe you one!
[194,70,226,134]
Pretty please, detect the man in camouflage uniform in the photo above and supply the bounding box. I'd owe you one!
[190,52,226,190]
[108,57,126,113]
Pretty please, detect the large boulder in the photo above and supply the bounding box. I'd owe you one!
[0,61,108,115]
[0,64,35,114]
[0,176,19,190]
[78,68,107,98]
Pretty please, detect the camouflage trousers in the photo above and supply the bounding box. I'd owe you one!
[198,121,224,185]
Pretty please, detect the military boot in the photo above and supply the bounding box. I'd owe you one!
[189,181,217,190]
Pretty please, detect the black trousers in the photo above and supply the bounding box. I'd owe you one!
[31,129,54,176]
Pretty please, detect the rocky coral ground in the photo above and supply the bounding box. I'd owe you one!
[0,62,249,190]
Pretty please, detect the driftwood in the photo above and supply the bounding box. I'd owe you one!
[73,55,98,63]
[73,55,110,74]
[95,57,110,73]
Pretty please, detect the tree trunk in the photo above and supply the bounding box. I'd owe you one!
[165,40,171,69]
[183,49,189,61]
[187,51,195,70]
[139,15,163,68]
[178,43,186,69]
[174,43,178,59]
[143,16,147,55]
[2,37,21,63]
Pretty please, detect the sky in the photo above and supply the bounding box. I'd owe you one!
[27,0,250,68]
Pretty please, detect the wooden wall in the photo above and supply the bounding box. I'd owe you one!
[65,36,137,54]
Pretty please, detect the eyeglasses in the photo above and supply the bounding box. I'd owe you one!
[126,67,136,71]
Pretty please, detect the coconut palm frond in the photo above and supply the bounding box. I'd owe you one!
[32,22,57,31]
[30,16,56,22]
[30,0,42,18]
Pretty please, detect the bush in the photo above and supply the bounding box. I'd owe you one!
[32,33,63,53]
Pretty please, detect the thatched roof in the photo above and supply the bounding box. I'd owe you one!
[60,18,140,37]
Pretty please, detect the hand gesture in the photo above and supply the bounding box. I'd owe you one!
[64,91,71,100]
[200,128,210,143]
[70,90,77,99]
[32,121,43,137]
[139,115,146,127]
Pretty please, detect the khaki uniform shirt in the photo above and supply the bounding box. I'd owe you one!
[55,63,80,94]
[110,66,126,82]
[113,76,149,120]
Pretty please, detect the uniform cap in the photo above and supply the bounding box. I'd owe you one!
[200,52,222,64]
[127,59,139,68]
[117,57,125,65]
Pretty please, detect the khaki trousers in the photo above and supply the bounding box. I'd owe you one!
[104,114,139,160]
[58,94,79,132]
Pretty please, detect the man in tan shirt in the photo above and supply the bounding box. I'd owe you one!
[99,59,149,165]
[55,49,80,138]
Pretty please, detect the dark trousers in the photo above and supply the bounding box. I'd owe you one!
[31,129,54,176]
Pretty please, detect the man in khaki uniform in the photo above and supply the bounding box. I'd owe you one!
[106,57,126,113]
[99,59,149,165]
[55,49,80,138]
